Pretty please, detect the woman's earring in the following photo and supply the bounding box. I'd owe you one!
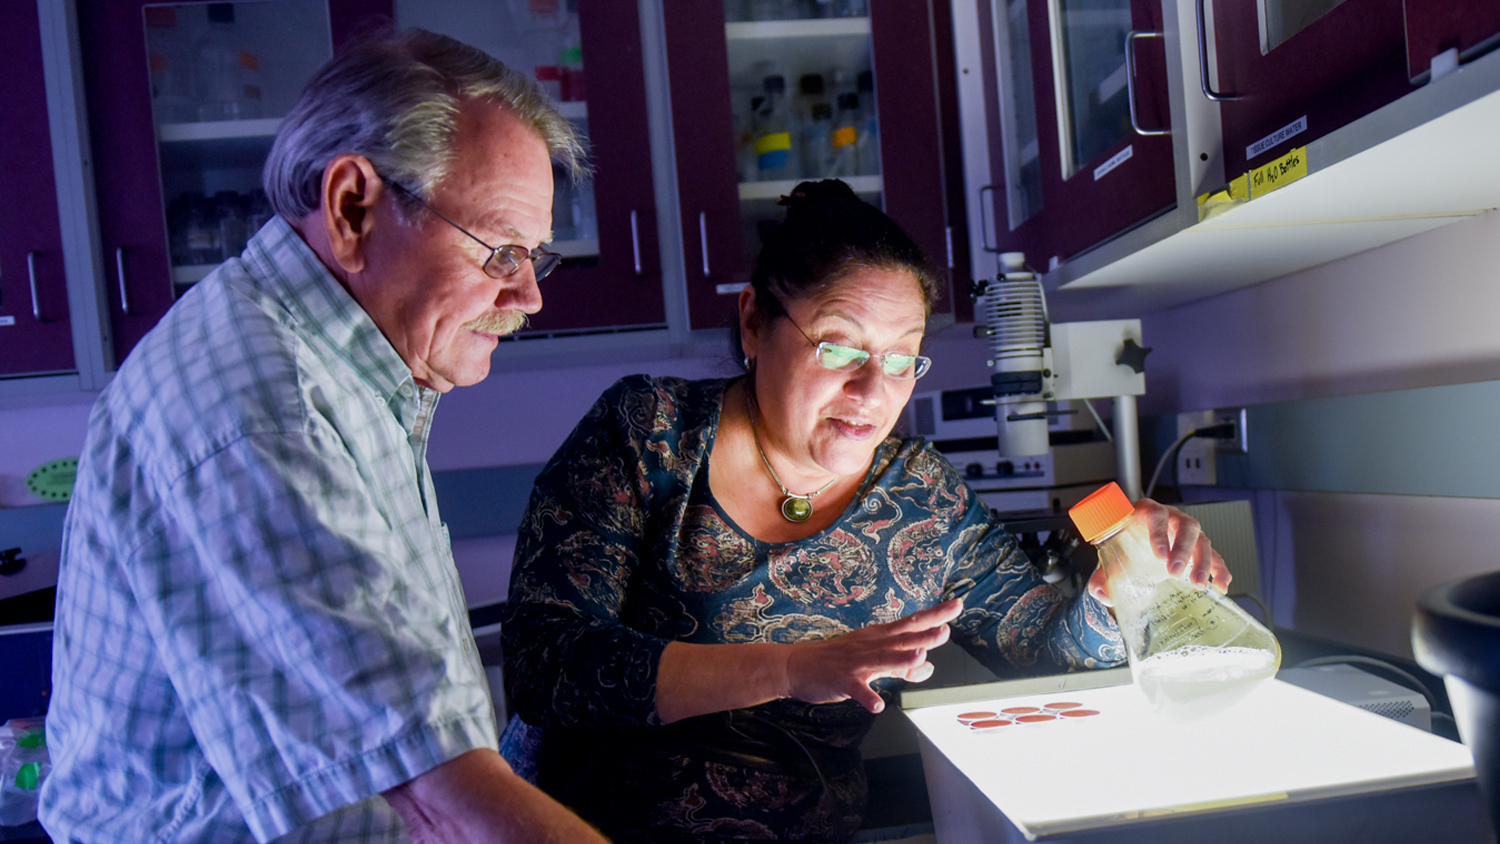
[743,355,754,371]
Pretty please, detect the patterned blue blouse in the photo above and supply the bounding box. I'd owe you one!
[501,375,1122,843]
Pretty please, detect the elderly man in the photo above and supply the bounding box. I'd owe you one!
[40,29,606,844]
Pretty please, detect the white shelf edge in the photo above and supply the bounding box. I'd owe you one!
[739,174,882,201]
[158,117,282,143]
[726,18,871,41]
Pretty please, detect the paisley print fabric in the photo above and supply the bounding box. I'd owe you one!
[501,376,1122,843]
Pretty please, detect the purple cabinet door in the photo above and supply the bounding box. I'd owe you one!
[0,0,73,376]
[872,1,957,319]
[979,0,1176,269]
[1209,0,1412,178]
[663,1,744,333]
[520,0,664,335]
[1404,0,1500,82]
[76,0,390,369]
[1032,0,1175,264]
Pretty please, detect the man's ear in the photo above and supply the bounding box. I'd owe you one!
[320,154,383,274]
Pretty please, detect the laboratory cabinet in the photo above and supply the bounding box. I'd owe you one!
[1403,0,1500,82]
[1205,0,1413,179]
[394,0,665,336]
[663,1,963,333]
[971,0,1178,269]
[955,0,1500,321]
[0,0,73,378]
[68,0,661,378]
[74,0,389,370]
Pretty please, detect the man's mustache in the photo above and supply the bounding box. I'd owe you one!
[464,310,529,336]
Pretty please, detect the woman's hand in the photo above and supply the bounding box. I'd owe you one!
[782,598,964,714]
[1086,498,1231,606]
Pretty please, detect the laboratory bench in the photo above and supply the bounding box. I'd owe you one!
[0,593,1480,842]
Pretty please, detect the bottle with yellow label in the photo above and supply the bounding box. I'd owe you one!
[754,75,798,181]
[1069,482,1281,715]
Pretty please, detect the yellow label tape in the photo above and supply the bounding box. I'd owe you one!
[1248,146,1307,199]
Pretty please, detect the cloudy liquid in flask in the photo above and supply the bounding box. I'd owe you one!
[1124,579,1281,712]
[1070,484,1282,718]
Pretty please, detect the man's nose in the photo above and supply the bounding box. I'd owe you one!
[500,265,544,315]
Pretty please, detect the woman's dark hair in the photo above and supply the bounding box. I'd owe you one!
[730,179,940,370]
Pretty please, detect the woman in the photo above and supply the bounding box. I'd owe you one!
[499,180,1225,843]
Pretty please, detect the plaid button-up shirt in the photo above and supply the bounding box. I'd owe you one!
[41,217,495,843]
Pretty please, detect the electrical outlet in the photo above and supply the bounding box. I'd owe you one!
[1173,408,1248,486]
[1176,410,1217,486]
[1218,406,1249,454]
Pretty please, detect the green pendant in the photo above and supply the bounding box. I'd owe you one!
[781,495,813,522]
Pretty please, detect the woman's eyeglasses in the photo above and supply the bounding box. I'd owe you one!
[785,315,932,380]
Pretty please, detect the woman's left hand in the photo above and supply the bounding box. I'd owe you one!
[1085,498,1231,606]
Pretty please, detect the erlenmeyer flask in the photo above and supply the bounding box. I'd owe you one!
[1069,482,1281,715]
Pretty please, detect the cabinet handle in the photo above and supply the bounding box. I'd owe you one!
[1195,0,1238,101]
[630,210,643,276]
[1126,31,1169,136]
[977,185,998,253]
[27,252,46,322]
[698,212,711,277]
[116,247,131,316]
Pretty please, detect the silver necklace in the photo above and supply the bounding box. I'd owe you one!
[745,388,839,522]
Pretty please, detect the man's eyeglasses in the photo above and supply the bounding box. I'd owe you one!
[384,179,561,281]
[784,315,932,380]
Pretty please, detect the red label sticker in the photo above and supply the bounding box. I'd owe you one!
[958,711,998,722]
[1015,714,1056,723]
[1060,709,1101,718]
[1044,702,1082,710]
[1002,706,1041,715]
[969,719,1013,730]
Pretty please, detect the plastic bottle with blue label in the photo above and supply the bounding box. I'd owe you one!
[754,75,798,181]
[1069,482,1282,717]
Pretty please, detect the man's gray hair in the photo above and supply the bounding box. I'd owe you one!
[264,28,586,221]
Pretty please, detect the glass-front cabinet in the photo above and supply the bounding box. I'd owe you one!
[0,0,73,377]
[72,0,659,373]
[974,0,1177,269]
[395,0,664,337]
[1205,0,1412,179]
[76,0,387,369]
[666,1,957,332]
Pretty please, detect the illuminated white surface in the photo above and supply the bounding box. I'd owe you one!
[904,678,1475,838]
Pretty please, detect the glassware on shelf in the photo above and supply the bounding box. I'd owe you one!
[215,191,247,260]
[194,3,262,122]
[754,75,798,181]
[183,194,221,266]
[828,91,859,177]
[245,189,274,237]
[802,102,834,179]
[145,7,195,123]
[855,69,879,175]
[559,10,585,102]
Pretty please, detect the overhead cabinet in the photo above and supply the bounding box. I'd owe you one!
[957,0,1500,319]
[1205,0,1412,179]
[974,0,1178,268]
[0,0,73,378]
[664,1,962,332]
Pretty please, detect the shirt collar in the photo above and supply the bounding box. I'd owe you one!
[243,216,419,408]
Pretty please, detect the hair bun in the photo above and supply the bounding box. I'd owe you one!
[777,179,859,210]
